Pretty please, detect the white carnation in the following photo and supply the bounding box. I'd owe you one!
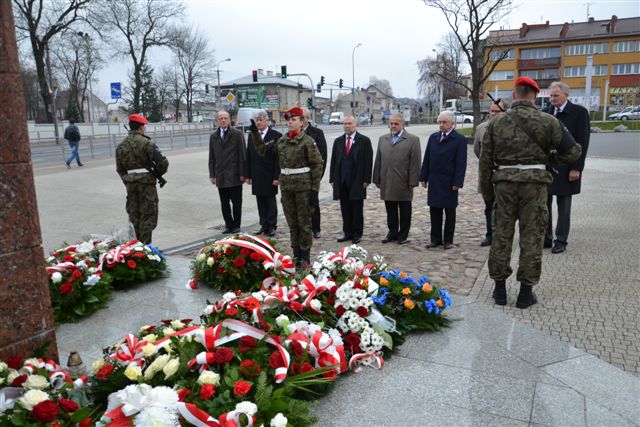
[223,292,237,302]
[51,272,63,284]
[270,413,288,427]
[135,406,179,427]
[83,274,101,286]
[0,362,7,373]
[309,299,322,311]
[235,401,258,416]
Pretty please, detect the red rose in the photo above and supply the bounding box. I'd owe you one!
[301,362,315,373]
[177,388,191,401]
[291,362,300,375]
[58,398,79,413]
[238,336,257,352]
[32,400,59,423]
[127,259,137,269]
[268,351,285,369]
[225,247,234,255]
[213,252,220,260]
[63,254,73,262]
[239,360,262,379]
[134,251,145,258]
[240,248,251,256]
[67,247,76,253]
[335,305,346,317]
[233,257,247,268]
[289,340,306,357]
[353,282,364,290]
[214,347,234,365]
[344,332,362,354]
[233,381,251,398]
[96,364,115,380]
[329,286,337,296]
[7,355,23,370]
[200,384,216,400]
[289,301,303,312]
[224,307,238,317]
[71,269,83,280]
[60,283,73,295]
[11,374,27,387]
[217,266,225,274]
[250,252,262,261]
[356,306,369,318]
[327,296,335,305]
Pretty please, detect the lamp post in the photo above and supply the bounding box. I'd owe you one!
[352,43,362,116]
[216,58,231,111]
[78,32,93,122]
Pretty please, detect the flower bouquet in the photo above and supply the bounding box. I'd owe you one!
[100,241,168,287]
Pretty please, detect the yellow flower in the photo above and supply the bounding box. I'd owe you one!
[437,299,444,308]
[142,343,157,357]
[422,283,433,293]
[207,257,214,267]
[163,358,180,379]
[399,272,408,279]
[404,299,415,310]
[124,365,141,381]
[380,278,388,286]
[197,253,206,262]
[143,333,158,344]
[401,287,411,295]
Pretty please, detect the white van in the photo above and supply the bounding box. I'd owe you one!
[329,112,345,124]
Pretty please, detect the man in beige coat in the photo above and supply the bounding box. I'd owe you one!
[373,113,422,244]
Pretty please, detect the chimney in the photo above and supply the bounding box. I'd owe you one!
[610,15,618,33]
[520,23,529,38]
[257,68,264,76]
[588,17,595,23]
[560,22,570,37]
[266,70,273,77]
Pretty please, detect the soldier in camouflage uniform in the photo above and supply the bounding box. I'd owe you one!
[250,106,323,264]
[116,114,169,244]
[479,77,581,309]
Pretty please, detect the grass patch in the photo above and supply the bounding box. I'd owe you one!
[591,121,640,131]
[456,127,474,136]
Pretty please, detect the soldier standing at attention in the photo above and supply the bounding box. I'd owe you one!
[250,107,323,265]
[479,77,581,309]
[116,114,169,244]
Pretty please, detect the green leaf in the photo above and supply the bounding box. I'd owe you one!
[86,294,100,304]
[372,325,393,350]
[73,303,86,315]
[70,407,95,422]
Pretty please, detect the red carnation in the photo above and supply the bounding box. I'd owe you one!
[11,374,27,387]
[32,400,59,423]
[217,266,225,274]
[268,351,286,369]
[63,254,73,262]
[213,252,220,260]
[225,247,234,255]
[58,399,79,413]
[7,355,23,370]
[71,269,83,280]
[214,347,234,365]
[52,422,62,427]
[241,298,260,311]
[327,296,336,306]
[134,251,145,258]
[96,364,115,380]
[67,247,76,253]
[291,362,300,375]
[225,306,238,317]
[240,248,250,256]
[127,259,137,269]
[301,362,315,373]
[289,340,306,357]
[335,305,346,317]
[233,257,247,268]
[233,381,251,398]
[250,252,262,261]
[60,283,73,295]
[200,384,216,400]
[177,388,191,402]
[239,360,262,379]
[329,286,338,296]
[356,306,369,318]
[289,301,303,312]
[239,336,257,352]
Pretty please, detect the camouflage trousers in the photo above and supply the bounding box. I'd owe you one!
[281,190,313,251]
[488,181,548,285]
[125,182,159,244]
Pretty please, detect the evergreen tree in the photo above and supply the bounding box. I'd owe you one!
[125,63,162,122]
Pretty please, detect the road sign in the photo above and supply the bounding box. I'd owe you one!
[225,92,235,103]
[110,82,122,99]
[367,95,371,104]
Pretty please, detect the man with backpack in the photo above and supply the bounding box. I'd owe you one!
[64,119,83,168]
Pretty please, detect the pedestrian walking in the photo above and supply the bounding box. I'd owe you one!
[329,115,373,244]
[479,77,581,309]
[543,81,591,254]
[245,110,282,237]
[250,107,323,265]
[373,112,422,245]
[64,119,83,168]
[208,110,247,234]
[302,108,327,239]
[115,114,169,244]
[420,111,467,250]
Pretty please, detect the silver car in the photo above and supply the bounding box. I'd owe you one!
[607,106,640,121]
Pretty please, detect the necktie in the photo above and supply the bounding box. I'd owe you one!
[392,133,399,144]
[554,108,560,116]
[220,129,225,139]
[346,134,352,155]
[440,132,446,143]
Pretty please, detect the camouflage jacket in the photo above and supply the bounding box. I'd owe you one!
[116,131,169,185]
[252,129,323,192]
[479,101,581,201]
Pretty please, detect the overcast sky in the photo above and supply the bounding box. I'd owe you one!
[95,0,639,103]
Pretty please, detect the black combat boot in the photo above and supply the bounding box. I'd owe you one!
[300,249,311,265]
[292,247,301,262]
[516,283,538,309]
[492,279,507,305]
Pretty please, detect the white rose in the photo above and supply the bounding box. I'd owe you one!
[222,292,237,302]
[51,272,63,284]
[310,299,322,311]
[143,333,158,344]
[270,413,288,427]
[139,325,153,333]
[23,374,49,390]
[162,327,175,336]
[0,362,7,373]
[142,343,157,357]
[19,389,50,411]
[197,370,221,386]
[236,401,258,416]
[7,370,20,384]
[124,364,142,381]
[170,320,185,330]
[144,355,169,381]
[197,253,206,262]
[163,358,180,379]
[91,359,105,374]
[207,257,214,267]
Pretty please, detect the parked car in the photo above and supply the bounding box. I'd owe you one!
[454,112,474,124]
[329,112,345,124]
[607,106,640,120]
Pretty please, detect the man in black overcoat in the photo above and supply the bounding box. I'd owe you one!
[302,108,327,239]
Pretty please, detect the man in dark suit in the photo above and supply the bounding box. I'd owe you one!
[209,110,247,233]
[544,81,590,254]
[329,115,373,244]
[246,110,282,237]
[420,111,467,250]
[302,108,327,239]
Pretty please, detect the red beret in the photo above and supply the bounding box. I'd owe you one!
[514,76,540,93]
[128,114,149,125]
[284,107,304,120]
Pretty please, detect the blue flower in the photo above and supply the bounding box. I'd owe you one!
[379,271,390,280]
[439,289,452,308]
[146,244,165,260]
[372,291,388,306]
[424,299,440,315]
[419,275,429,284]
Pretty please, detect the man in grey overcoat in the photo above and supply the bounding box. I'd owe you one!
[373,112,422,245]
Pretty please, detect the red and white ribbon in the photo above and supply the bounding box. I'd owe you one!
[348,352,384,372]
[45,262,77,274]
[177,402,220,426]
[264,287,299,304]
[99,240,143,269]
[286,329,347,375]
[328,247,355,265]
[110,334,147,367]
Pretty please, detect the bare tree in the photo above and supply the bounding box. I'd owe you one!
[368,76,393,96]
[170,26,214,122]
[13,0,92,122]
[421,0,514,126]
[95,0,184,115]
[417,32,468,101]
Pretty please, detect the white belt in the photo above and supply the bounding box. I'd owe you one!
[498,164,545,170]
[127,168,149,173]
[281,167,310,175]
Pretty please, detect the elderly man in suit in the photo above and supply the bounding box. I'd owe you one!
[209,110,247,234]
[245,110,282,237]
[302,108,328,239]
[373,112,422,245]
[543,81,590,254]
[330,115,373,244]
[420,111,467,250]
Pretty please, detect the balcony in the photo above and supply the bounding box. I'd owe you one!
[518,57,561,70]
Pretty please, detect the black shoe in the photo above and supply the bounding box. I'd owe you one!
[397,238,410,245]
[78,163,84,167]
[516,283,538,309]
[444,243,454,250]
[492,280,507,305]
[255,227,266,235]
[264,229,276,237]
[229,227,241,234]
[222,227,232,234]
[543,239,553,249]
[352,236,362,244]
[551,242,566,254]
[381,234,397,243]
[313,231,321,239]
[480,237,492,247]
[337,234,352,242]
[66,162,71,169]
[425,242,442,249]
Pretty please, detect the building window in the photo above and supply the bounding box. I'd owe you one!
[612,63,640,75]
[564,43,609,56]
[613,40,640,53]
[488,70,514,81]
[520,47,561,59]
[489,49,514,61]
[564,65,608,77]
[520,68,560,79]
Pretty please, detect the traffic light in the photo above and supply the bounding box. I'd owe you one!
[316,83,322,93]
[205,84,209,94]
[306,97,313,109]
[339,79,343,88]
[252,70,258,82]
[281,65,287,79]
[320,75,325,86]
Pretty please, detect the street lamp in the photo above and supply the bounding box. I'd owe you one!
[78,32,94,122]
[352,43,362,116]
[216,58,231,111]
[432,49,444,113]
